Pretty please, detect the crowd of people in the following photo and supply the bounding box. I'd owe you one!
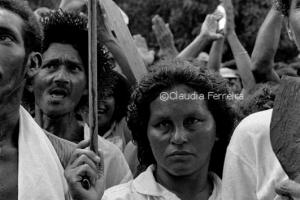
[1,0,300,199]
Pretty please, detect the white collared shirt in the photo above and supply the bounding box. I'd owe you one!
[222,109,288,200]
[102,165,222,200]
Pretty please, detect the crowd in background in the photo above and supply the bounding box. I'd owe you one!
[1,0,300,199]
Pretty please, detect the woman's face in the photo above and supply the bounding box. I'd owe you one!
[98,96,116,129]
[147,85,216,176]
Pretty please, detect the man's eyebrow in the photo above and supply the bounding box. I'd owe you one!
[42,58,60,67]
[63,60,84,68]
[42,58,84,68]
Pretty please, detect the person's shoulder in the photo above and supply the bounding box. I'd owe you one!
[228,109,273,153]
[239,109,272,128]
[44,130,76,168]
[233,109,273,137]
[102,181,134,200]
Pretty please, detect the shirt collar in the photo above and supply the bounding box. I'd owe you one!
[133,165,221,199]
[133,165,179,198]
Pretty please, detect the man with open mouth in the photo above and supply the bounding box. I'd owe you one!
[30,10,132,192]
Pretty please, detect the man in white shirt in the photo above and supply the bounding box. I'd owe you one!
[222,0,300,199]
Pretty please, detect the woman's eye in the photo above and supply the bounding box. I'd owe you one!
[0,35,13,43]
[156,120,171,130]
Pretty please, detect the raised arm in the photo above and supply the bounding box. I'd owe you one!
[224,0,256,93]
[251,3,284,83]
[207,38,224,73]
[227,32,256,94]
[152,15,179,59]
[177,14,223,60]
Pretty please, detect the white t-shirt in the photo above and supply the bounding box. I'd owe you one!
[222,109,288,200]
[102,165,222,200]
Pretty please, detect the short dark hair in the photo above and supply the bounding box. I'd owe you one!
[0,0,43,55]
[41,11,89,70]
[128,59,236,176]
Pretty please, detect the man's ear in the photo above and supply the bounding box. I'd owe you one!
[25,52,42,77]
[25,52,42,92]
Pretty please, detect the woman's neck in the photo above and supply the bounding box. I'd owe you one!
[38,111,84,143]
[155,164,212,200]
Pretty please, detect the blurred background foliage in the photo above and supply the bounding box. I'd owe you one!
[28,0,299,63]
[115,0,298,63]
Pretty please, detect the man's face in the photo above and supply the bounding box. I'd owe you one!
[33,43,87,116]
[289,0,300,49]
[0,8,26,101]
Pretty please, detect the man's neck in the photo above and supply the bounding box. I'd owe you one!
[155,164,212,200]
[38,110,83,143]
[0,82,24,147]
[0,106,20,148]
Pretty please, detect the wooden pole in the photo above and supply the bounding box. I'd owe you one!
[88,0,98,153]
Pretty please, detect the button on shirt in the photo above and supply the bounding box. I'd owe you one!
[102,165,222,200]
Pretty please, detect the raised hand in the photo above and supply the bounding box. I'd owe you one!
[59,0,87,13]
[133,34,155,66]
[200,14,224,41]
[152,15,178,58]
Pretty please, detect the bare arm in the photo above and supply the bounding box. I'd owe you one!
[227,32,256,93]
[251,7,283,83]
[207,38,224,73]
[152,15,178,59]
[222,0,255,94]
[177,14,223,60]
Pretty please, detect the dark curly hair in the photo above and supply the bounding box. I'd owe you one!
[128,59,236,176]
[0,0,43,55]
[40,10,111,74]
[98,70,132,123]
[235,82,279,122]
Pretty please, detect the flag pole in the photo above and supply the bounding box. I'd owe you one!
[88,0,98,153]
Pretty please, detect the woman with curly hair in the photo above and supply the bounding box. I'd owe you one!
[102,59,236,200]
